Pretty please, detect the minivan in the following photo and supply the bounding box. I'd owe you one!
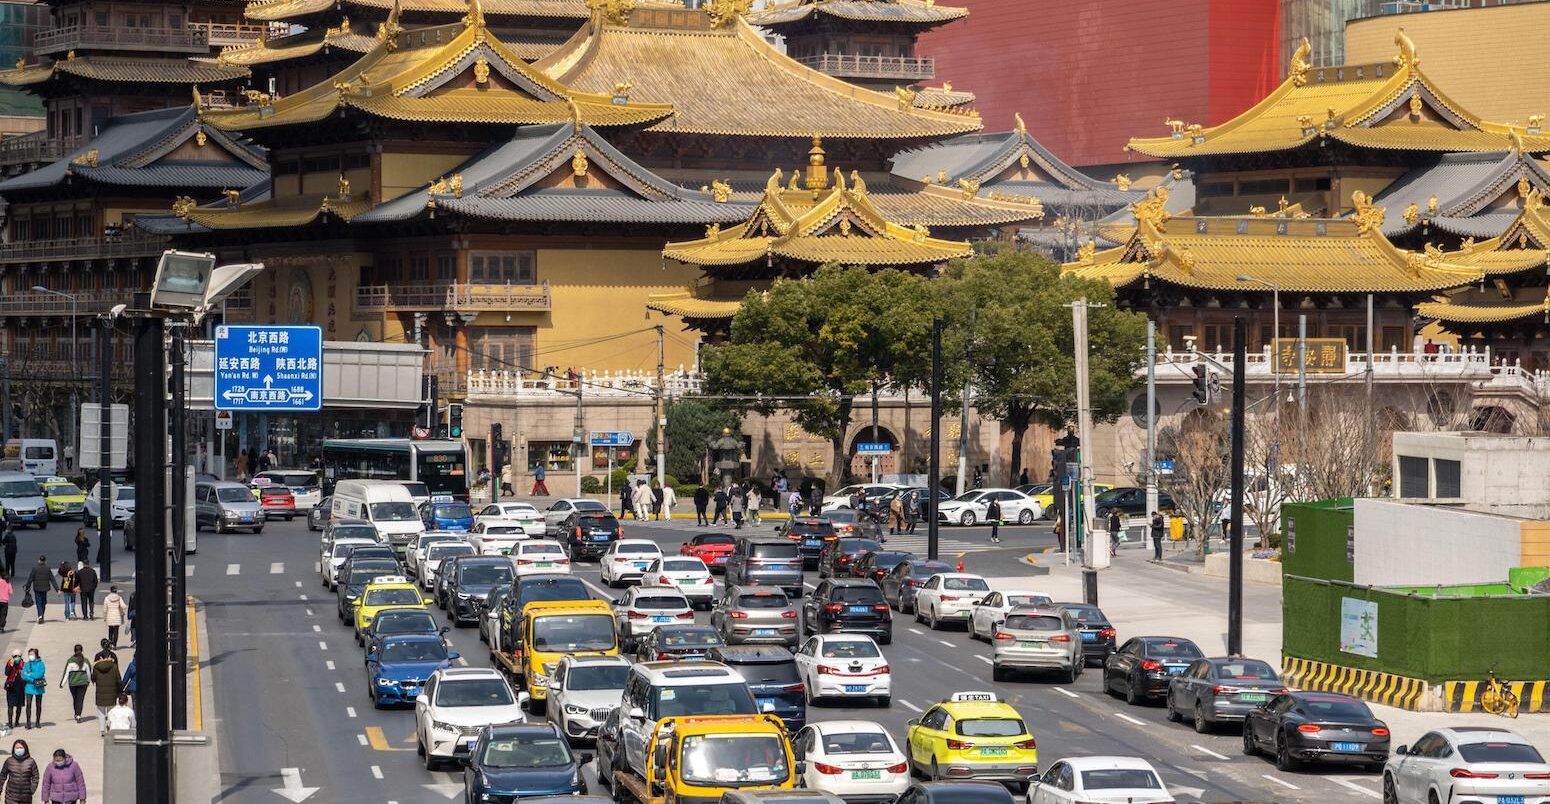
[5,439,57,477]
[332,480,426,555]
[0,472,47,528]
[725,538,804,599]
[194,481,264,533]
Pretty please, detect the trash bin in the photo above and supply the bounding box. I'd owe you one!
[1169,516,1185,541]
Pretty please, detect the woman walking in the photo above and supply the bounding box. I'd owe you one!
[40,749,84,804]
[58,646,88,724]
[101,587,127,648]
[20,650,43,729]
[70,532,88,569]
[0,740,38,803]
[3,653,22,729]
[55,565,74,622]
[89,652,121,736]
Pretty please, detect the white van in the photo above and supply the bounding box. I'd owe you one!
[4,439,58,477]
[330,480,424,554]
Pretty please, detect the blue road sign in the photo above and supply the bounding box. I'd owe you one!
[854,442,892,455]
[589,431,635,447]
[214,325,323,412]
[1154,458,1176,475]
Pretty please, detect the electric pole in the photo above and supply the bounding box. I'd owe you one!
[655,325,666,494]
[130,293,171,804]
[955,308,974,494]
[97,316,113,582]
[1144,320,1158,520]
[170,326,189,731]
[1228,316,1247,656]
[1072,299,1106,572]
[927,319,943,561]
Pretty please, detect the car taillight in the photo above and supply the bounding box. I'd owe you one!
[1371,728,1390,737]
[873,604,889,613]
[780,610,798,619]
[1140,659,1162,671]
[628,611,648,619]
[729,611,748,619]
[574,528,582,539]
[940,595,959,602]
[516,559,532,565]
[1523,773,1550,779]
[1099,628,1117,638]
[1450,768,1499,779]
[615,527,623,537]
[1296,724,1322,733]
[817,665,842,674]
[557,559,570,565]
[887,762,908,774]
[676,611,694,619]
[993,632,1015,641]
[869,664,890,676]
[824,603,843,613]
[1049,634,1071,642]
[703,577,714,584]
[945,740,974,751]
[813,762,845,775]
[1013,738,1037,750]
[905,579,921,587]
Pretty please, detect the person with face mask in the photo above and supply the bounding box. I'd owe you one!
[40,749,83,804]
[2,655,21,729]
[0,739,38,804]
[56,647,87,725]
[19,652,43,730]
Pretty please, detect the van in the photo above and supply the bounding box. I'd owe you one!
[519,599,617,711]
[195,480,264,533]
[4,439,57,477]
[331,480,425,554]
[0,472,47,528]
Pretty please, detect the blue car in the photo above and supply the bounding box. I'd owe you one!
[464,723,589,804]
[421,499,475,533]
[365,634,458,709]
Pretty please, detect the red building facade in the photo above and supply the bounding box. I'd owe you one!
[917,0,1282,169]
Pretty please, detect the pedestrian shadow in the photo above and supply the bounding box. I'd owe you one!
[200,647,251,670]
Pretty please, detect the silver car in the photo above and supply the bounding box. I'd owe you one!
[990,606,1084,683]
[194,481,264,534]
[710,585,799,647]
[546,655,629,743]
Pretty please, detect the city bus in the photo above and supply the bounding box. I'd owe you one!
[320,439,469,502]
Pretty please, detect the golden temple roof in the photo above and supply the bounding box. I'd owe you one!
[1127,30,1550,159]
[200,7,671,131]
[1064,188,1485,294]
[245,0,589,22]
[217,26,378,67]
[644,290,744,319]
[748,0,967,28]
[0,56,248,89]
[1417,286,1549,325]
[535,7,980,139]
[664,145,974,268]
[178,195,376,229]
[868,183,1043,228]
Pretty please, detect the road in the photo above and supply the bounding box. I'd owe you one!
[19,508,1376,803]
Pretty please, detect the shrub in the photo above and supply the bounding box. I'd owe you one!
[579,475,602,494]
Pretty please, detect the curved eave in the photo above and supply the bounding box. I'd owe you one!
[1330,127,1550,153]
[645,294,742,319]
[749,0,967,27]
[1419,298,1548,324]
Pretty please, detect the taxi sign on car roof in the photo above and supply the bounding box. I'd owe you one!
[432,495,454,503]
[949,691,998,703]
[369,575,410,585]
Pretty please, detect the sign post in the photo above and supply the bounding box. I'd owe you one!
[590,432,635,512]
[855,442,891,483]
[214,325,324,412]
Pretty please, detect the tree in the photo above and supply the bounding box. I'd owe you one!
[700,265,932,483]
[937,249,1147,484]
[645,399,741,484]
[1157,413,1231,557]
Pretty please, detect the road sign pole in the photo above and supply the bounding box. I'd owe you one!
[170,326,188,732]
[131,298,172,804]
[97,316,113,582]
[927,318,942,562]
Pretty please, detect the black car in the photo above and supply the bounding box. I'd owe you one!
[817,510,885,542]
[1092,487,1176,518]
[334,557,402,622]
[1103,636,1205,704]
[633,624,724,662]
[1053,602,1117,666]
[560,512,622,560]
[779,517,838,568]
[496,574,592,652]
[818,538,883,579]
[895,782,1014,804]
[802,579,892,643]
[442,555,516,626]
[880,559,953,614]
[343,544,398,564]
[363,607,446,655]
[852,550,916,583]
[1166,656,1285,732]
[707,646,807,731]
[1242,691,1390,772]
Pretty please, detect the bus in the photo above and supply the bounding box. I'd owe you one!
[320,439,469,502]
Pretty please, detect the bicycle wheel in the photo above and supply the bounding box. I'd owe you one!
[1505,690,1521,719]
[1481,687,1503,715]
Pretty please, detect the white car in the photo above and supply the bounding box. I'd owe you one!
[420,542,477,591]
[639,557,714,608]
[320,537,377,590]
[474,502,546,536]
[467,521,529,556]
[546,655,629,743]
[968,590,1055,640]
[913,573,991,630]
[936,488,1043,526]
[793,634,891,706]
[794,720,909,800]
[513,540,572,575]
[610,586,693,651]
[414,667,528,770]
[820,484,901,513]
[1027,756,1175,804]
[601,539,664,587]
[84,482,136,529]
[543,498,610,536]
[408,533,464,577]
[1384,727,1550,804]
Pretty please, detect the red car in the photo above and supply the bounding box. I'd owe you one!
[257,486,296,521]
[679,532,736,572]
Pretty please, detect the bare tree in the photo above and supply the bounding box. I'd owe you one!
[1157,412,1231,557]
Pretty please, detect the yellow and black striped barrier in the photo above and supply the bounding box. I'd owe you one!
[1281,657,1428,711]
[1443,679,1550,714]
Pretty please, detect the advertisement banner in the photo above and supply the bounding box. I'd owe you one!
[1340,597,1378,658]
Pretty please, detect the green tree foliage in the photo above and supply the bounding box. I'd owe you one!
[644,399,742,484]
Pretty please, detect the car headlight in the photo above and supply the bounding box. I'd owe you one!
[457,592,471,600]
[563,704,586,715]
[530,671,549,687]
[431,719,455,732]
[376,677,393,686]
[224,512,240,520]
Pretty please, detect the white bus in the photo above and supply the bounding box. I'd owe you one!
[320,438,469,502]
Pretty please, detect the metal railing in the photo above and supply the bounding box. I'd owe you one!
[34,24,208,54]
[0,132,64,168]
[0,289,137,316]
[354,282,552,312]
[1149,345,1496,382]
[193,22,270,46]
[466,368,703,398]
[0,231,167,263]
[793,53,935,80]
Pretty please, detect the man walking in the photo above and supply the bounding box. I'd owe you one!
[1149,511,1165,561]
[661,484,676,521]
[986,498,1002,544]
[1108,510,1123,558]
[786,490,801,520]
[74,563,97,621]
[25,558,54,624]
[712,487,728,525]
[729,484,746,529]
[530,463,549,496]
[693,485,710,526]
[1,522,16,580]
[807,486,822,517]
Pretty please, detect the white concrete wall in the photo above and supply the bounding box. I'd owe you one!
[1391,432,1550,518]
[1353,498,1521,587]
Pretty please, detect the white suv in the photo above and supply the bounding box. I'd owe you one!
[547,655,629,743]
[913,573,991,630]
[414,667,528,770]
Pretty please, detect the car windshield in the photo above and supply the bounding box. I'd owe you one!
[435,678,514,707]
[364,588,420,606]
[375,611,437,634]
[458,564,513,586]
[908,563,952,579]
[957,719,1026,737]
[943,577,990,592]
[216,487,253,502]
[751,543,800,559]
[736,593,790,609]
[866,552,912,568]
[332,542,369,558]
[617,543,661,555]
[659,627,720,647]
[693,534,735,546]
[1061,605,1110,627]
[574,500,607,513]
[652,683,757,719]
[370,502,417,521]
[484,526,523,535]
[823,731,894,754]
[566,664,629,691]
[661,560,704,572]
[1458,742,1546,763]
[427,545,474,559]
[1007,595,1053,607]
[401,482,429,498]
[819,640,880,659]
[1005,614,1063,631]
[680,734,788,786]
[334,525,377,541]
[788,521,835,536]
[0,480,40,497]
[263,472,318,487]
[730,660,799,686]
[824,511,857,524]
[831,586,884,604]
[581,515,618,529]
[480,735,572,768]
[43,483,81,496]
[1081,769,1162,790]
[950,491,984,503]
[431,504,472,519]
[531,615,616,652]
[380,640,447,663]
[1300,697,1373,720]
[419,535,459,549]
[1215,661,1278,680]
[516,579,589,606]
[115,487,135,501]
[633,594,688,610]
[1144,640,1203,660]
[521,543,564,556]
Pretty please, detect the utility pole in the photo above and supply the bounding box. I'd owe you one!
[655,325,666,494]
[1,354,9,440]
[956,308,974,494]
[426,374,439,435]
[1072,299,1106,571]
[169,326,189,731]
[130,293,171,804]
[1228,316,1247,656]
[1144,320,1157,520]
[927,319,943,561]
[870,383,880,484]
[1297,314,1308,407]
[572,379,584,497]
[97,316,113,582]
[1365,293,1375,400]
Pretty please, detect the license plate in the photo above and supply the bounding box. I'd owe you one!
[536,562,554,568]
[978,747,1008,757]
[461,737,478,749]
[1331,742,1362,752]
[652,616,671,623]
[804,539,820,547]
[1081,632,1097,642]
[1239,693,1268,703]
[713,556,727,563]
[632,562,650,569]
[850,770,881,780]
[844,684,866,693]
[1499,796,1525,804]
[240,516,253,522]
[1166,665,1187,675]
[848,605,871,614]
[677,579,696,585]
[1018,641,1044,648]
[592,534,610,541]
[753,628,776,636]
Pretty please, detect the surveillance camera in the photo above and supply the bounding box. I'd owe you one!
[109,304,127,319]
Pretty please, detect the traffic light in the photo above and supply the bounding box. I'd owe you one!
[491,422,505,465]
[1191,364,1210,405]
[448,403,464,438]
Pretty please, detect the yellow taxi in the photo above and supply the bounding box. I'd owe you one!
[1018,483,1112,518]
[352,575,427,639]
[40,478,86,520]
[905,691,1039,789]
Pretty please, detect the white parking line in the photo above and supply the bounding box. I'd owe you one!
[1331,778,1380,798]
[225,564,240,575]
[1112,712,1146,727]
[187,564,194,577]
[370,765,384,780]
[356,733,367,745]
[1260,774,1300,791]
[899,700,923,713]
[318,641,328,651]
[936,639,954,647]
[1192,744,1229,760]
[270,562,284,574]
[325,660,335,671]
[335,681,346,694]
[346,707,357,719]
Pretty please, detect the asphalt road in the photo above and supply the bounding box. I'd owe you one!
[15,508,1378,804]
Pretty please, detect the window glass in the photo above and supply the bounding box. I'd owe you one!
[1081,769,1161,790]
[822,731,894,754]
[956,718,1026,737]
[434,678,514,707]
[1458,742,1542,763]
[819,640,880,659]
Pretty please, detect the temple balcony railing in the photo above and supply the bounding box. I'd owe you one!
[0,231,168,264]
[355,282,551,313]
[794,53,935,80]
[0,289,136,316]
[0,132,64,168]
[193,21,272,46]
[466,369,704,399]
[1148,346,1496,384]
[34,24,208,55]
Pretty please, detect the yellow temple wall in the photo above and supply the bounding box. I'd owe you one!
[380,152,469,202]
[536,248,702,373]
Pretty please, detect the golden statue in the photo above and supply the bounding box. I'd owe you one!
[849,170,867,196]
[1394,26,1417,68]
[1113,174,1131,191]
[473,56,490,85]
[704,222,720,239]
[957,177,980,200]
[1351,190,1386,234]
[195,130,207,147]
[71,149,99,168]
[766,168,782,192]
[1296,114,1313,131]
[1424,242,1443,261]
[894,86,916,111]
[172,196,197,219]
[337,175,352,201]
[1248,205,1267,217]
[12,58,21,70]
[428,176,449,195]
[65,50,76,61]
[1013,112,1026,135]
[587,0,635,26]
[241,89,272,106]
[1408,94,1423,122]
[1288,36,1311,87]
[1076,240,1096,265]
[710,179,731,203]
[705,0,752,28]
[1177,247,1197,273]
[224,189,242,208]
[1427,195,1439,215]
[449,173,463,198]
[1165,118,1184,135]
[1519,176,1532,198]
[1019,152,1030,170]
[1277,196,1289,214]
[832,167,845,191]
[838,218,852,237]
[788,170,801,191]
[936,168,947,183]
[1171,163,1183,180]
[910,224,929,243]
[1403,202,1420,226]
[1185,123,1203,140]
[1129,186,1171,232]
[378,0,405,47]
[1530,114,1545,131]
[613,81,632,99]
[572,147,588,178]
[1461,236,1475,250]
[463,0,486,28]
[921,175,933,185]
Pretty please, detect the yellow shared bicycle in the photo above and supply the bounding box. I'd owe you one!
[1480,668,1520,718]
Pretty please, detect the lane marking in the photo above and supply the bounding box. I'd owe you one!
[270,562,284,574]
[1331,778,1380,799]
[187,564,194,577]
[899,700,923,713]
[187,600,203,731]
[293,581,302,588]
[325,660,335,671]
[1261,775,1300,791]
[1192,744,1229,760]
[370,765,384,780]
[974,655,992,665]
[298,594,308,601]
[908,628,924,635]
[356,734,367,746]
[936,639,954,647]
[319,641,328,651]
[312,624,322,633]
[335,681,346,693]
[346,706,357,718]
[364,726,412,751]
[1112,712,1146,726]
[225,564,240,575]
[305,609,314,617]
[1052,687,1080,699]
[313,562,321,573]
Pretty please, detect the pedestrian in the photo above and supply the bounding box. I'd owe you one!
[1018,468,1029,486]
[746,486,760,525]
[888,495,904,535]
[660,484,676,521]
[905,493,920,534]
[986,498,1002,543]
[500,463,515,498]
[1,740,37,803]
[807,485,823,516]
[1150,511,1165,561]
[58,647,88,725]
[0,526,15,582]
[633,481,653,522]
[1108,510,1123,557]
[651,483,664,521]
[712,487,728,525]
[101,587,126,648]
[235,449,249,482]
[40,749,84,804]
[0,575,9,632]
[70,532,87,568]
[730,484,745,529]
[619,483,635,520]
[786,490,801,520]
[20,650,43,729]
[89,653,120,736]
[126,591,137,645]
[23,559,53,625]
[71,565,94,622]
[104,695,133,732]
[693,485,709,526]
[849,489,864,513]
[973,466,984,489]
[1054,514,1066,553]
[529,463,549,496]
[55,565,73,622]
[91,642,114,665]
[119,658,136,701]
[2,654,21,729]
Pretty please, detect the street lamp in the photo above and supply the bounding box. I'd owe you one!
[32,286,77,471]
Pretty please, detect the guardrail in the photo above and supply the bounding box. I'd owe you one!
[34,24,208,54]
[793,53,935,80]
[0,232,167,263]
[354,282,552,312]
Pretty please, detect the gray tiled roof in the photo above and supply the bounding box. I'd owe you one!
[1372,150,1550,238]
[1084,172,1198,245]
[889,126,1136,210]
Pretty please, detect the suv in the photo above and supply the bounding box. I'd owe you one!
[707,646,807,731]
[1092,487,1175,518]
[606,661,758,779]
[441,555,516,626]
[414,667,528,770]
[818,538,882,579]
[560,511,622,560]
[802,579,892,643]
[725,538,804,599]
[710,585,799,647]
[779,517,838,568]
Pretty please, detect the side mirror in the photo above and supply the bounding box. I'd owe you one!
[517,691,532,711]
[439,626,451,635]
[447,652,460,662]
[651,764,667,783]
[365,652,379,662]
[1394,744,1409,756]
[907,718,920,726]
[577,752,594,765]
[760,701,775,713]
[795,760,807,776]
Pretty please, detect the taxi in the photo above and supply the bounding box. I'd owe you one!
[1018,483,1113,518]
[905,691,1039,789]
[353,575,428,639]
[40,477,86,520]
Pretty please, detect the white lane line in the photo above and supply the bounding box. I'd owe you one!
[298,594,308,601]
[1112,712,1146,727]
[356,733,367,745]
[899,700,923,713]
[312,624,322,633]
[325,660,336,671]
[908,628,924,635]
[370,765,384,780]
[293,581,302,588]
[1052,687,1080,699]
[318,641,329,651]
[1192,744,1229,760]
[456,656,468,667]
[305,609,314,617]
[974,655,992,665]
[346,707,357,719]
[187,564,194,577]
[936,639,954,647]
[1260,774,1300,791]
[313,561,321,573]
[335,681,346,693]
[1331,778,1380,798]
[270,562,285,574]
[225,563,240,575]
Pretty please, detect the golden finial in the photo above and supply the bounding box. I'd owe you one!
[1018,152,1029,170]
[71,149,98,168]
[172,196,197,219]
[710,179,731,203]
[473,57,490,85]
[921,175,933,185]
[1351,190,1386,233]
[1402,202,1419,225]
[428,176,449,195]
[942,81,952,92]
[957,177,980,200]
[788,169,801,191]
[849,170,867,195]
[1278,196,1289,214]
[1394,26,1417,67]
[449,173,463,198]
[767,169,782,192]
[705,0,752,28]
[894,86,916,111]
[1112,173,1131,191]
[1288,36,1311,87]
[224,189,242,208]
[1013,112,1026,135]
[65,50,76,61]
[936,168,947,183]
[337,175,352,202]
[464,0,486,28]
[1427,195,1438,215]
[572,147,588,178]
[195,130,207,147]
[832,167,845,191]
[805,135,828,192]
[1129,186,1171,232]
[1076,241,1096,265]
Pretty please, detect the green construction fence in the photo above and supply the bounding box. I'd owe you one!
[1279,498,1354,582]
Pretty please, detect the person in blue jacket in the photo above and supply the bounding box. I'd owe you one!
[19,650,44,729]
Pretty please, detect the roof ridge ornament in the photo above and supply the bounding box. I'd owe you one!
[1129,186,1170,232]
[587,0,635,26]
[464,0,486,29]
[1394,27,1417,68]
[1288,36,1311,88]
[1351,190,1386,234]
[378,0,404,48]
[804,135,828,192]
[706,0,752,28]
[1013,112,1026,135]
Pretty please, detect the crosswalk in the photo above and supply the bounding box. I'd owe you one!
[877,531,1007,556]
[214,562,288,576]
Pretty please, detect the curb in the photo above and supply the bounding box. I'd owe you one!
[1443,679,1550,714]
[1281,656,1430,711]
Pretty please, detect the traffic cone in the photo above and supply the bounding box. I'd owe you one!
[955,556,965,573]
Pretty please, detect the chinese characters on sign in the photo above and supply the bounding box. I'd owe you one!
[1273,338,1348,375]
[1339,596,1378,658]
[213,325,324,411]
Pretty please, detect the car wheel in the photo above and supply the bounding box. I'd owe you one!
[924,607,937,629]
[1193,702,1212,734]
[423,744,440,771]
[1165,694,1183,722]
[1242,726,1257,756]
[1275,734,1300,772]
[416,731,425,757]
[214,519,225,535]
[928,759,940,781]
[992,664,1008,682]
[1018,509,1033,525]
[958,511,976,527]
[874,696,890,708]
[1065,664,1079,684]
[1380,776,1397,804]
[878,633,892,646]
[254,527,263,535]
[1124,674,1142,705]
